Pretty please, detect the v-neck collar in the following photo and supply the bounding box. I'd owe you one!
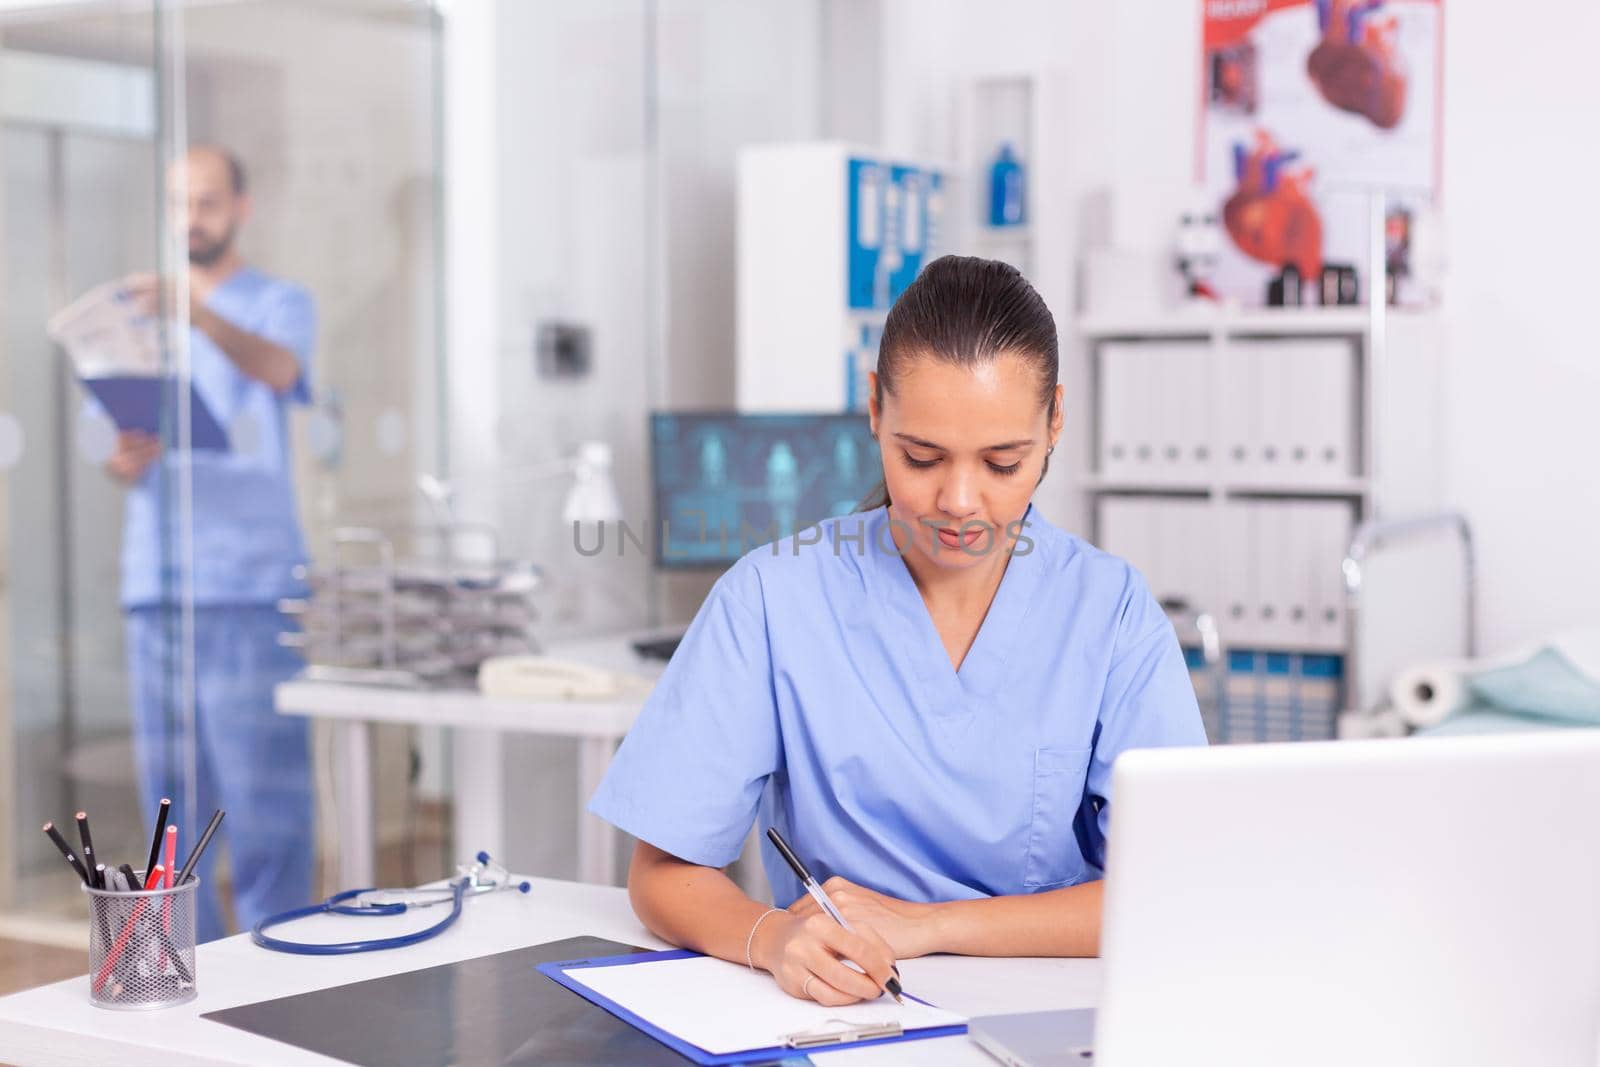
[196,265,254,314]
[863,504,1054,717]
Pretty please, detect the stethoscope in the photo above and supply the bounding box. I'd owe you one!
[251,852,531,955]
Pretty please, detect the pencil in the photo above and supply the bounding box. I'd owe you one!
[75,812,100,889]
[145,798,171,880]
[93,866,164,993]
[177,809,224,884]
[41,822,91,886]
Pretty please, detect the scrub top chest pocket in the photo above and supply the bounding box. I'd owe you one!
[1023,746,1094,889]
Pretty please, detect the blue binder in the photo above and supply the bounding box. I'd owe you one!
[539,948,968,1065]
[80,375,229,451]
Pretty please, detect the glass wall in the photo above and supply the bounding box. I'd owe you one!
[1,1,164,921]
[0,0,442,933]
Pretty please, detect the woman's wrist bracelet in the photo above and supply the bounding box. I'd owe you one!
[745,907,783,972]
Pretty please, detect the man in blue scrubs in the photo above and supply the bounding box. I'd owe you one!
[104,145,314,941]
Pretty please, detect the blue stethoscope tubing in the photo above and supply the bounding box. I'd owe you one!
[251,876,471,955]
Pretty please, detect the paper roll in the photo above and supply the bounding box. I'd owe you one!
[1389,661,1473,729]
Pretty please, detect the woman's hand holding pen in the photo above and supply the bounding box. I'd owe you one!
[787,876,941,959]
[751,910,900,1006]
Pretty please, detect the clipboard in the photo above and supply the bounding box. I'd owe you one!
[79,375,229,451]
[538,949,968,1065]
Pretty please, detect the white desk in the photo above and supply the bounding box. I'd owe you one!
[275,632,667,888]
[0,876,1100,1066]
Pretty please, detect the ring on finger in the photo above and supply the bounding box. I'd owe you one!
[802,975,816,1000]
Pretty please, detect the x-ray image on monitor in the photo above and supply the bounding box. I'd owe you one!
[650,412,883,568]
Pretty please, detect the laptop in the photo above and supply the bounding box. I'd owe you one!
[969,731,1600,1067]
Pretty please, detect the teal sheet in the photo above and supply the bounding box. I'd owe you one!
[1419,647,1600,736]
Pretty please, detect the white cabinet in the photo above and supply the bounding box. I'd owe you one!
[736,142,949,413]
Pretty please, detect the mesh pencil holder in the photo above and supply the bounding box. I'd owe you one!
[83,874,198,1010]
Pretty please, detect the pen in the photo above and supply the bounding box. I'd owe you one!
[75,812,101,888]
[145,798,171,879]
[177,809,224,884]
[119,861,193,985]
[765,827,904,1003]
[42,822,91,886]
[118,863,139,893]
[160,825,177,971]
[93,865,164,993]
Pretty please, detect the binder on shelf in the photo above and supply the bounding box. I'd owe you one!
[1156,342,1211,482]
[1254,345,1290,483]
[1305,500,1354,650]
[1305,339,1356,483]
[1225,339,1356,489]
[1220,501,1259,647]
[1183,343,1215,480]
[1178,498,1220,619]
[1280,503,1315,649]
[1220,343,1259,484]
[1096,497,1149,584]
[1097,497,1217,622]
[1128,345,1156,473]
[1099,342,1137,479]
[1251,503,1283,646]
[1154,344,1184,480]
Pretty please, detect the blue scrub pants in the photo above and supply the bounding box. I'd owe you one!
[125,604,312,943]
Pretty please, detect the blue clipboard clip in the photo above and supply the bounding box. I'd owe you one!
[783,1018,902,1049]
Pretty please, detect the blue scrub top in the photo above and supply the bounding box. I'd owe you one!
[589,504,1207,907]
[120,266,315,608]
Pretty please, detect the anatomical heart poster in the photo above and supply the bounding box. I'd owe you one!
[1200,0,1441,306]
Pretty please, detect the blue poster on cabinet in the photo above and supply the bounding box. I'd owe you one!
[847,157,944,312]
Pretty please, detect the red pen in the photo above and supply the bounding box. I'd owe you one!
[93,865,164,994]
[163,826,177,889]
[160,826,178,970]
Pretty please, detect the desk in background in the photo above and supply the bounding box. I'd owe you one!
[275,631,670,889]
[0,876,1101,1066]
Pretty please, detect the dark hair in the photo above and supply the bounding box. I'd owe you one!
[858,255,1059,511]
[191,144,248,195]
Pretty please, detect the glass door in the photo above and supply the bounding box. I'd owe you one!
[2,4,165,919]
[1,0,445,937]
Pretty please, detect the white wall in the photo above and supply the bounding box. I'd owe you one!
[1437,0,1600,652]
[879,0,1600,654]
[448,0,823,880]
[876,0,1200,538]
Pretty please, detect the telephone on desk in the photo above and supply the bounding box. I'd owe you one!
[478,656,654,701]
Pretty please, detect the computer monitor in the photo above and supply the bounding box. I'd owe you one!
[649,412,883,569]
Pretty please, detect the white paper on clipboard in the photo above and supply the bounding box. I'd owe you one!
[563,953,964,1056]
[47,280,164,377]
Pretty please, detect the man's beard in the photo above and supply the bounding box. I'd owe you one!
[188,227,235,267]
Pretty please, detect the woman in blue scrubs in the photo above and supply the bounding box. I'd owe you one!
[589,255,1206,1006]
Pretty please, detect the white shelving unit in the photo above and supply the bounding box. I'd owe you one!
[952,71,1081,528]
[956,74,1035,277]
[1077,206,1444,740]
[1079,305,1443,534]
